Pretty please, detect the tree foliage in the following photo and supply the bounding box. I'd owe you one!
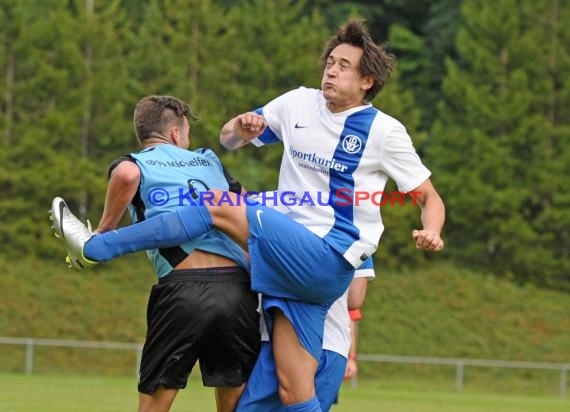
[428,0,570,289]
[0,0,567,291]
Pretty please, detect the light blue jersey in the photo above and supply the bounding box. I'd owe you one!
[130,144,247,277]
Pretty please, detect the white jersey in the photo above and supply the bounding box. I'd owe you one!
[253,87,431,268]
[322,267,375,357]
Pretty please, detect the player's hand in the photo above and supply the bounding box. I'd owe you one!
[344,358,358,380]
[234,112,267,141]
[412,229,444,251]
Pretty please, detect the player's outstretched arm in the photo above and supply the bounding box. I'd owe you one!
[411,179,445,251]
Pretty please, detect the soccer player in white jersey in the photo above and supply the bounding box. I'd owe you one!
[218,19,445,410]
[52,19,445,412]
[235,191,374,411]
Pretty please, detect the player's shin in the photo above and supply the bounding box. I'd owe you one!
[84,208,212,261]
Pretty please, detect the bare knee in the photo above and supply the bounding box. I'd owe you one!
[276,369,315,405]
[215,385,244,412]
[200,189,249,249]
[200,189,229,212]
[138,386,177,412]
[200,189,239,222]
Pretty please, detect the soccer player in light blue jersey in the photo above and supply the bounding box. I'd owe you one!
[58,95,260,412]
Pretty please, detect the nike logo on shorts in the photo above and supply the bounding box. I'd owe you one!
[256,209,263,229]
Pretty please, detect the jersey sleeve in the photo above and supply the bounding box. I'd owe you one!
[378,123,431,193]
[107,154,136,179]
[354,256,375,280]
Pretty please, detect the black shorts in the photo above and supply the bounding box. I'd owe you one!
[138,266,260,394]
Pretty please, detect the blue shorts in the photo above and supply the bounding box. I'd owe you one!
[237,342,347,412]
[245,203,354,360]
[246,204,354,304]
[314,349,347,410]
[261,296,328,360]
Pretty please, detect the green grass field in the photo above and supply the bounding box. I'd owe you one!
[2,258,568,411]
[0,373,567,412]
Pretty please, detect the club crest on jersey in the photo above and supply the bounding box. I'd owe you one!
[342,135,362,154]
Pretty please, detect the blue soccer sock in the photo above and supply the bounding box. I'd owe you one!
[284,396,321,412]
[84,206,213,261]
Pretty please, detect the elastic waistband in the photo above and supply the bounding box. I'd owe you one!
[158,266,249,284]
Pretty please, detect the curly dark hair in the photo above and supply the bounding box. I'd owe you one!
[133,95,197,142]
[321,19,395,102]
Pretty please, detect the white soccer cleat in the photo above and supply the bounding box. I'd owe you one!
[50,197,97,271]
